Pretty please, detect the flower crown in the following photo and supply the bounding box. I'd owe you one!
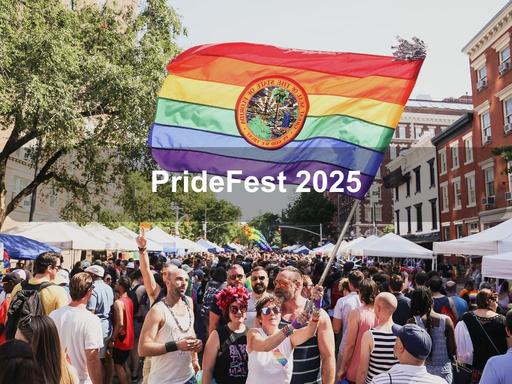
[215,286,250,312]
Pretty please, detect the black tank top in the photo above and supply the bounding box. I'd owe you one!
[213,325,248,384]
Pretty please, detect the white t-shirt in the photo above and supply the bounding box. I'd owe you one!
[50,305,104,384]
[333,292,361,358]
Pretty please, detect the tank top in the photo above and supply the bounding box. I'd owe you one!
[414,315,450,366]
[280,318,321,384]
[148,299,195,384]
[347,306,376,382]
[365,329,398,383]
[246,328,293,384]
[213,325,248,384]
[114,296,134,350]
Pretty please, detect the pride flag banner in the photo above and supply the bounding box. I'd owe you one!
[150,42,424,198]
[242,225,272,251]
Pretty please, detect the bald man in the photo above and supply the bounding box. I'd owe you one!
[356,292,399,384]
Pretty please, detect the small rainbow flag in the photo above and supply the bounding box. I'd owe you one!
[243,225,272,251]
[272,348,289,368]
[150,42,423,198]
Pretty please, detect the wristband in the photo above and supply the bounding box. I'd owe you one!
[291,319,302,330]
[165,341,178,352]
[314,298,322,309]
[281,325,293,337]
[138,247,147,252]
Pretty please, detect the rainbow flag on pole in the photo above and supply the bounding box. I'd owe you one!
[150,42,423,198]
[242,225,272,251]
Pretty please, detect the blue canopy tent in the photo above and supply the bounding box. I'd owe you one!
[0,233,60,260]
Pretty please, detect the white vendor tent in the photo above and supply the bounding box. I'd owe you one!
[433,218,512,256]
[113,226,163,252]
[5,222,106,250]
[293,245,311,254]
[146,226,207,253]
[312,242,334,253]
[346,235,380,256]
[197,239,223,253]
[482,252,512,280]
[83,223,137,251]
[356,233,434,259]
[282,244,301,252]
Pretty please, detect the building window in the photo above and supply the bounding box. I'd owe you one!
[395,210,400,235]
[484,167,495,197]
[466,174,476,206]
[430,198,438,230]
[441,184,449,212]
[455,224,463,239]
[395,186,399,201]
[443,226,450,241]
[406,206,411,234]
[500,46,511,64]
[468,222,479,235]
[508,161,512,192]
[451,145,459,169]
[415,126,423,139]
[414,166,421,193]
[453,179,462,209]
[364,205,372,222]
[406,173,411,197]
[390,145,397,160]
[399,125,406,139]
[415,203,423,232]
[428,159,435,187]
[13,176,31,209]
[504,98,512,128]
[481,111,491,143]
[375,206,382,222]
[439,149,447,175]
[477,65,487,82]
[464,136,473,164]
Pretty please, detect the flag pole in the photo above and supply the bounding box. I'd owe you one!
[318,199,360,286]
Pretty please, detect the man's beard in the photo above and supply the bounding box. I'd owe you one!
[253,283,266,295]
[274,288,291,300]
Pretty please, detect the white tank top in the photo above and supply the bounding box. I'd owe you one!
[148,300,195,384]
[246,328,294,384]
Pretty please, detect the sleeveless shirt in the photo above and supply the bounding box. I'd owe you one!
[246,328,293,384]
[365,329,398,383]
[148,299,195,384]
[213,325,248,384]
[347,306,376,382]
[113,296,134,351]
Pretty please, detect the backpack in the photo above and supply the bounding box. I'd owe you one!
[5,281,54,339]
[128,284,143,315]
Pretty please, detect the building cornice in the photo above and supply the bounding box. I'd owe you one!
[463,2,512,60]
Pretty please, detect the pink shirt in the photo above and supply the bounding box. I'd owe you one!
[347,305,376,382]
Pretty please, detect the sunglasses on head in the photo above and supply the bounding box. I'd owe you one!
[261,306,281,315]
[229,274,244,280]
[229,305,248,314]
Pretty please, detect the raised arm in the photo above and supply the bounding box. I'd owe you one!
[136,229,160,303]
[247,327,290,353]
[290,310,321,347]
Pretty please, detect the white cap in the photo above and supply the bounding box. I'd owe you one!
[12,269,27,281]
[55,269,70,285]
[85,265,105,278]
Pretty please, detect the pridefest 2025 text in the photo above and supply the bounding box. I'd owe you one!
[151,170,363,194]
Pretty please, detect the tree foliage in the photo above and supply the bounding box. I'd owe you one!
[0,0,184,226]
[281,192,335,246]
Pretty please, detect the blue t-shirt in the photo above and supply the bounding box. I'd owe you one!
[87,279,114,338]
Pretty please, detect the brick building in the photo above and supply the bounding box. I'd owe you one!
[328,98,471,238]
[459,2,512,234]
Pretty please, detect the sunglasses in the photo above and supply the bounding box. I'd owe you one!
[251,276,266,281]
[229,305,248,314]
[261,306,281,316]
[229,274,244,280]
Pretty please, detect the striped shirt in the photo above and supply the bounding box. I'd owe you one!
[370,364,447,384]
[366,329,399,383]
[280,319,321,384]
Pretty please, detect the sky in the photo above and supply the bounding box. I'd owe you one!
[165,0,509,220]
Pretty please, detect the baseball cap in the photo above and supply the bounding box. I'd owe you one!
[392,324,432,360]
[85,265,105,278]
[170,259,182,267]
[55,269,70,285]
[80,260,91,269]
[181,264,192,273]
[12,269,26,281]
[1,272,21,285]
[126,262,135,269]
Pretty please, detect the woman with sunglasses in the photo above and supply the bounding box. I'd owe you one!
[246,293,321,384]
[202,286,250,384]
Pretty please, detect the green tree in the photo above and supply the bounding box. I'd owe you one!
[0,0,184,227]
[281,191,335,245]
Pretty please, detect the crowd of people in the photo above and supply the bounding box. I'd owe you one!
[0,231,511,384]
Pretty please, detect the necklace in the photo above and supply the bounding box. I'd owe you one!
[163,298,192,334]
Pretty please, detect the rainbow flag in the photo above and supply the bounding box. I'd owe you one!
[243,225,272,251]
[150,42,423,198]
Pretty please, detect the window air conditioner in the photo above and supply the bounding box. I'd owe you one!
[481,196,495,206]
[499,61,511,75]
